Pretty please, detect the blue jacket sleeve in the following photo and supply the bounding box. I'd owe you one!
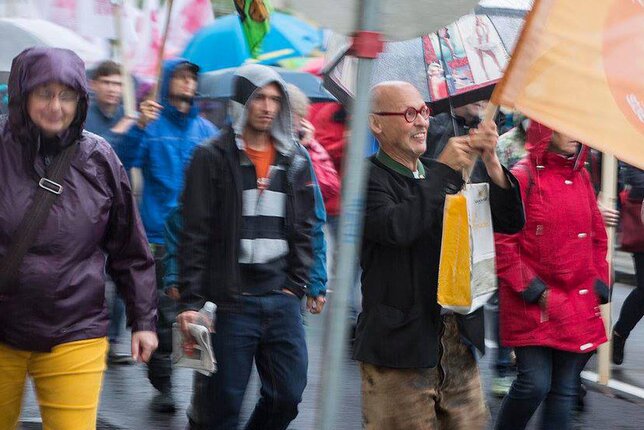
[304,151,328,297]
[118,125,147,171]
[163,206,182,290]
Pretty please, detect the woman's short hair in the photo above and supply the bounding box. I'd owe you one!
[92,60,121,80]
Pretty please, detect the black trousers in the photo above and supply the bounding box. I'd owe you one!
[147,244,177,393]
[614,252,644,338]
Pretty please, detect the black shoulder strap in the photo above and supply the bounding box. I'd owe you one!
[0,142,78,295]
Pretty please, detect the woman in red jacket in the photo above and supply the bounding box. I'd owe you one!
[494,122,609,430]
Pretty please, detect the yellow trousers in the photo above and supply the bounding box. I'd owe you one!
[0,337,108,430]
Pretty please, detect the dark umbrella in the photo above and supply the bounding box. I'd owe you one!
[323,1,530,113]
[198,66,336,103]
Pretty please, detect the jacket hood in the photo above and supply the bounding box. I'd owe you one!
[6,47,89,153]
[159,58,200,125]
[229,64,296,156]
[524,120,588,172]
[313,103,345,152]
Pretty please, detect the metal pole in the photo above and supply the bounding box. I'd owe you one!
[316,1,382,428]
[598,154,617,385]
[111,0,137,117]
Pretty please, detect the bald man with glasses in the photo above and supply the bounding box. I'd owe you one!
[354,81,525,429]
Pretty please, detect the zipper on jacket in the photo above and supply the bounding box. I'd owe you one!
[284,161,295,234]
[437,318,447,390]
[540,301,549,323]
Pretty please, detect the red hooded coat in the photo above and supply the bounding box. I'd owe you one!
[495,122,609,353]
[309,102,346,216]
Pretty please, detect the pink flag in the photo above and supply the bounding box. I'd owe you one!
[44,0,77,31]
[128,0,164,79]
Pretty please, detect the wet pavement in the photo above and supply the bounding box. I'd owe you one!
[18,252,644,429]
[19,283,644,429]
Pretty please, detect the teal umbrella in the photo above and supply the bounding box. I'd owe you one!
[183,12,323,73]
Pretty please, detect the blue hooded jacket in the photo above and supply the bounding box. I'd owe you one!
[120,58,218,244]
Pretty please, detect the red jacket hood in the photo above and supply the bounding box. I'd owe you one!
[524,121,588,172]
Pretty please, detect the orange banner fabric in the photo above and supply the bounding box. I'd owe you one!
[492,0,644,169]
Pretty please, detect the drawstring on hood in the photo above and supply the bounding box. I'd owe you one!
[228,64,297,156]
[6,47,89,167]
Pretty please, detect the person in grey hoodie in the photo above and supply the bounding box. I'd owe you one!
[0,47,157,429]
[177,64,318,430]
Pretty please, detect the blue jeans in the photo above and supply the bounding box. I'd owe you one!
[187,292,308,430]
[327,215,361,321]
[107,282,125,344]
[487,292,513,377]
[495,347,590,430]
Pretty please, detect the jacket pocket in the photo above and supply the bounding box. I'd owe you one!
[376,304,420,329]
[546,285,575,325]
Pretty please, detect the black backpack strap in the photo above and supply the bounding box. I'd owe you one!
[0,142,78,295]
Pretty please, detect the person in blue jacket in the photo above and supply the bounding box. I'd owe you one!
[85,60,140,161]
[120,58,218,413]
[85,60,143,365]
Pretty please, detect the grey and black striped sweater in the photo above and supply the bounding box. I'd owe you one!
[239,150,292,295]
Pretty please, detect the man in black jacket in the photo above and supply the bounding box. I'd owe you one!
[354,81,524,429]
[176,64,318,430]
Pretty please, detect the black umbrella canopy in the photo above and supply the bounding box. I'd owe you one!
[323,1,531,113]
[198,66,336,103]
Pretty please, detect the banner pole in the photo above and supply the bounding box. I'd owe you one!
[598,154,618,385]
[316,1,383,428]
[111,0,137,117]
[151,0,175,102]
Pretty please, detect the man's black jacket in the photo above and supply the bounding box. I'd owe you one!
[353,155,524,368]
[178,128,316,312]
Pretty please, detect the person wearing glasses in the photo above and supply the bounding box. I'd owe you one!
[354,81,524,429]
[85,60,139,161]
[85,60,143,366]
[0,47,158,430]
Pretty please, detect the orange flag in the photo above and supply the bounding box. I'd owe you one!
[492,0,644,169]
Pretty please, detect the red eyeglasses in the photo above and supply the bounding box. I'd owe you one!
[372,105,430,123]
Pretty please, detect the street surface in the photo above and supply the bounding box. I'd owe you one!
[19,253,644,429]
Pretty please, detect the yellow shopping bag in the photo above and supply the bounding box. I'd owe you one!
[438,183,497,314]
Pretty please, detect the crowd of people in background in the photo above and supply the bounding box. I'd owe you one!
[0,46,642,430]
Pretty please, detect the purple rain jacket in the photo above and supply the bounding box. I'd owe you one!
[0,47,157,352]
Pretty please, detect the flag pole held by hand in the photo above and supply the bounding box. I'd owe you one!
[464,102,500,180]
[151,0,175,102]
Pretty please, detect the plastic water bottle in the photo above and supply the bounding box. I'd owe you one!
[198,301,217,331]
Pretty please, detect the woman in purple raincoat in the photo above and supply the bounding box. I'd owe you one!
[0,47,158,429]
